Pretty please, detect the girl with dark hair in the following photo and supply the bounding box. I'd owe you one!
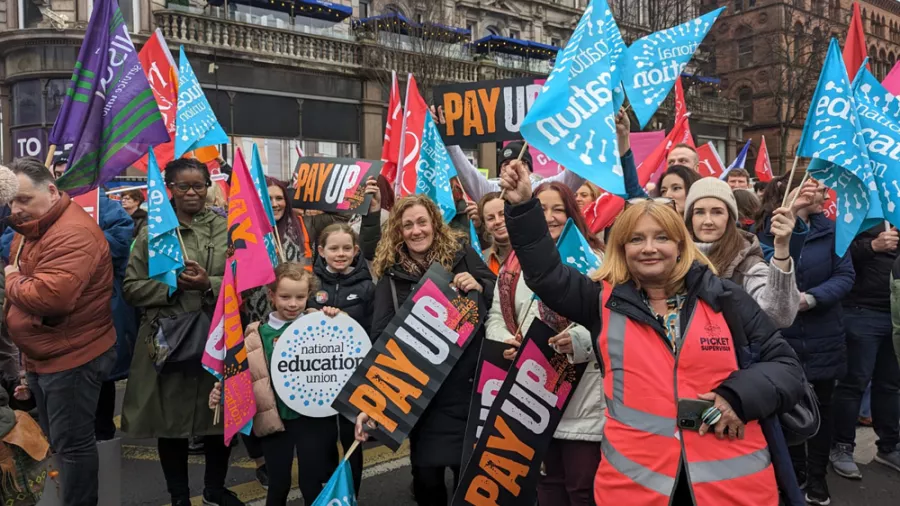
[486,179,605,505]
[122,158,242,506]
[658,165,702,215]
[684,177,800,329]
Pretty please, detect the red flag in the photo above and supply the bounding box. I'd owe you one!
[843,2,869,79]
[395,75,428,197]
[584,192,625,234]
[674,77,695,148]
[381,71,403,185]
[638,114,693,186]
[823,188,838,221]
[134,29,178,172]
[696,142,727,178]
[755,136,773,182]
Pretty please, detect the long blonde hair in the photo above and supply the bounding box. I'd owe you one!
[594,200,715,295]
[372,194,465,278]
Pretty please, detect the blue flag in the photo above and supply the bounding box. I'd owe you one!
[470,221,485,262]
[797,39,880,255]
[311,459,357,506]
[146,147,184,294]
[175,46,229,158]
[601,6,628,113]
[521,0,623,195]
[50,0,169,195]
[720,139,751,180]
[416,111,457,223]
[852,66,900,228]
[622,7,725,129]
[250,144,280,267]
[556,218,602,276]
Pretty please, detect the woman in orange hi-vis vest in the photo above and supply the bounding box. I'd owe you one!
[498,160,806,506]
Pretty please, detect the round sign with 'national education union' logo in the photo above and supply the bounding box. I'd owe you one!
[270,312,371,418]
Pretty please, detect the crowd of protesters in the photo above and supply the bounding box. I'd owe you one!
[0,111,898,506]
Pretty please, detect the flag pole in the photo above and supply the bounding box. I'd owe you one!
[44,145,56,169]
[787,172,811,211]
[175,228,190,263]
[781,156,801,209]
[499,142,530,200]
[273,226,285,263]
[394,74,412,197]
[343,440,361,462]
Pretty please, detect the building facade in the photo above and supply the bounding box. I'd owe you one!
[708,0,900,174]
[0,0,744,180]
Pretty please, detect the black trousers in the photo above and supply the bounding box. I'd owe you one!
[242,431,265,460]
[412,465,460,506]
[95,380,117,441]
[789,379,836,478]
[158,435,233,501]
[260,416,338,506]
[339,416,363,495]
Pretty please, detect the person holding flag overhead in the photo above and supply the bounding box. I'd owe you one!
[121,158,240,506]
[499,160,805,506]
[484,179,606,505]
[3,157,117,506]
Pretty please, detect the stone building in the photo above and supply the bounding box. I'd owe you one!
[707,0,900,174]
[0,0,744,179]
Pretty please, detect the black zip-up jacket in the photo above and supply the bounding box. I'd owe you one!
[844,224,898,312]
[504,197,805,424]
[307,254,376,338]
[370,244,496,467]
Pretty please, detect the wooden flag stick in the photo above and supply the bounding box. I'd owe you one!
[781,156,801,209]
[786,172,811,211]
[214,403,221,425]
[343,440,362,462]
[175,228,190,263]
[499,141,530,200]
[44,145,56,169]
[273,226,286,263]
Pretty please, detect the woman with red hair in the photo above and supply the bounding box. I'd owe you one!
[485,179,606,505]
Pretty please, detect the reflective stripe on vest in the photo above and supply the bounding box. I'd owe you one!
[596,282,777,505]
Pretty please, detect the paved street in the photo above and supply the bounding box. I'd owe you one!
[100,383,899,505]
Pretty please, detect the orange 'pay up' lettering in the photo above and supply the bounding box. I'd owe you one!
[442,87,500,138]
[348,339,430,434]
[292,162,335,203]
[463,415,534,504]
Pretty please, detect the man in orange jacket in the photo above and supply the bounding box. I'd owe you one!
[3,157,116,506]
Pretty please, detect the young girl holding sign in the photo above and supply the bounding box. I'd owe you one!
[307,223,376,495]
[209,262,343,506]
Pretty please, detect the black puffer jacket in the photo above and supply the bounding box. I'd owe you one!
[370,244,496,467]
[844,224,898,312]
[308,254,376,337]
[505,197,805,423]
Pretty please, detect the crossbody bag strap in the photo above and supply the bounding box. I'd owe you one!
[389,277,399,312]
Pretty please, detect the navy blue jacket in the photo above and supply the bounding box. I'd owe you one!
[307,254,376,337]
[775,214,855,381]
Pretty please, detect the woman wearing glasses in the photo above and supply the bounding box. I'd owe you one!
[499,161,805,506]
[119,189,147,238]
[121,159,242,506]
[683,178,801,329]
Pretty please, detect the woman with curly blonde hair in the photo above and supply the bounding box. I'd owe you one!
[361,193,496,506]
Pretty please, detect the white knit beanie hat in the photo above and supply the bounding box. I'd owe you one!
[683,177,738,220]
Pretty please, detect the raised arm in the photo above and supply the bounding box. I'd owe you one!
[447,145,498,202]
[505,198,602,330]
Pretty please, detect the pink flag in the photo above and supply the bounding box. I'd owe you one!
[883,61,900,95]
[219,262,256,444]
[228,149,276,293]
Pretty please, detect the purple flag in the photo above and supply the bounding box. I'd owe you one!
[50,0,168,195]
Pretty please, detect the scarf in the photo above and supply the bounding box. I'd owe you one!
[497,253,571,336]
[396,244,437,278]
